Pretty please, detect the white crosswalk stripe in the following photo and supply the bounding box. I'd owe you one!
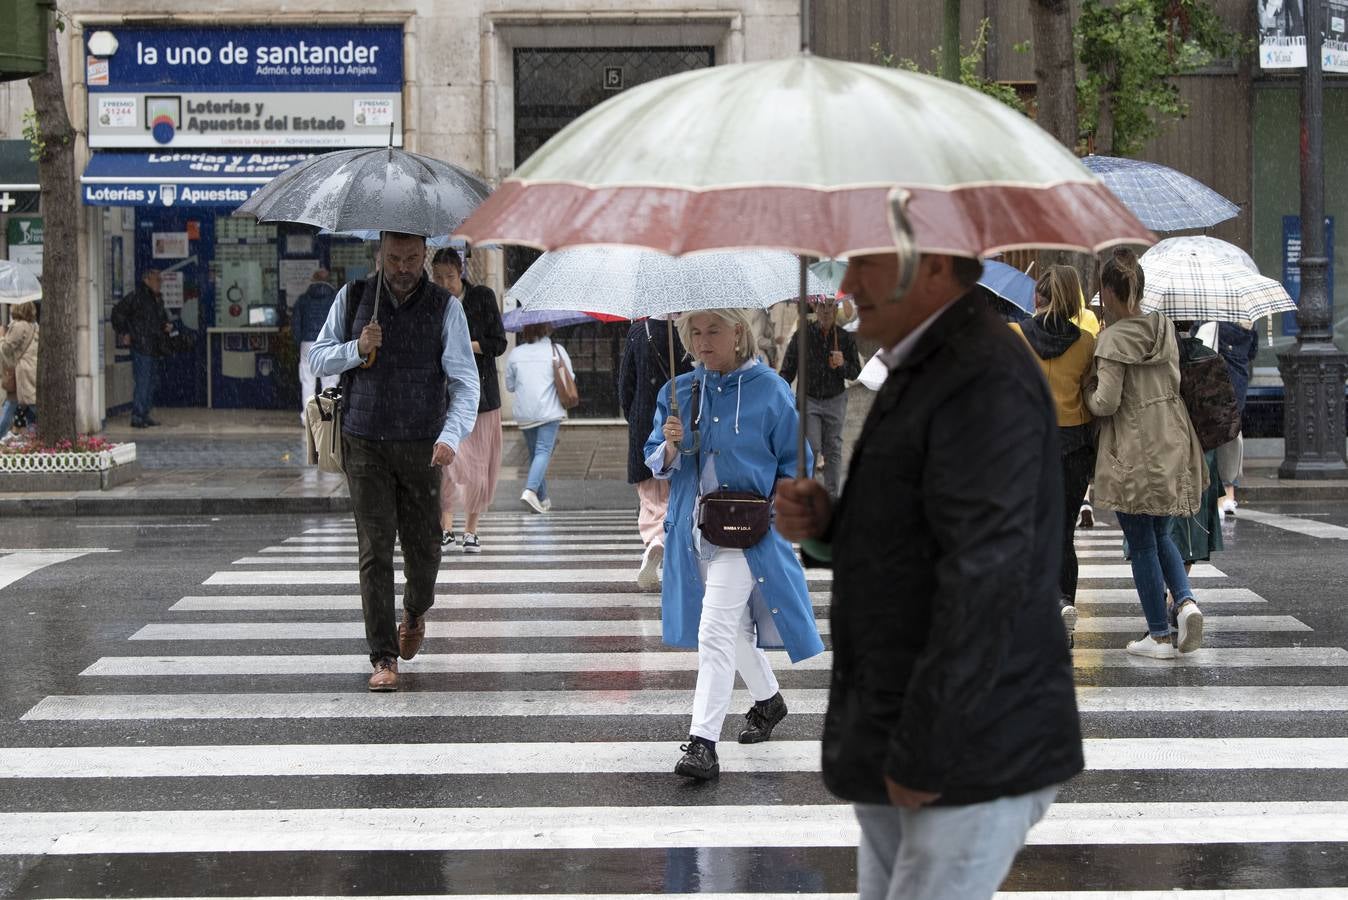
[9,512,1348,897]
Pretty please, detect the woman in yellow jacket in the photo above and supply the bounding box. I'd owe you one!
[1012,265,1095,646]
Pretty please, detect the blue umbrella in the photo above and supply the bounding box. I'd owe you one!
[1081,155,1240,232]
[977,260,1035,314]
[501,307,598,332]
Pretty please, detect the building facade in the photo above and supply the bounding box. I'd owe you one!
[0,1,800,430]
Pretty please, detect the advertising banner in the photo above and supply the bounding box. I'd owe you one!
[81,151,312,207]
[85,25,403,149]
[1281,215,1336,336]
[1259,0,1348,70]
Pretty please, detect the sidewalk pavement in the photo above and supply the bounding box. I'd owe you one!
[2,401,1346,517]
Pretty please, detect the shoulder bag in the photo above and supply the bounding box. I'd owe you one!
[690,379,773,549]
[552,344,580,409]
[302,281,368,474]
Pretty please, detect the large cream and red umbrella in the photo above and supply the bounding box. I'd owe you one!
[458,55,1153,472]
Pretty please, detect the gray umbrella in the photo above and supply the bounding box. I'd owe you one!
[235,147,490,237]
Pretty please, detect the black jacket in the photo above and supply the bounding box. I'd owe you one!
[808,292,1083,806]
[461,281,508,413]
[618,319,691,484]
[779,321,863,399]
[111,283,168,356]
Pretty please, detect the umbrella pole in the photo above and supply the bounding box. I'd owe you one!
[667,319,680,447]
[796,255,809,480]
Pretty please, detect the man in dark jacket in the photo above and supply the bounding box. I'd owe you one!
[111,269,170,428]
[779,299,864,497]
[290,270,339,412]
[778,252,1083,900]
[1207,321,1260,516]
[618,315,692,589]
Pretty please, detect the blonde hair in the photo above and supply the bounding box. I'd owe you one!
[675,308,760,367]
[1035,265,1084,326]
[10,302,36,323]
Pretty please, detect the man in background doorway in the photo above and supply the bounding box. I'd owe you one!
[111,269,170,428]
[291,269,339,416]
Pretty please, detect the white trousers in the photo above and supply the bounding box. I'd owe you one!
[298,340,340,421]
[689,547,780,742]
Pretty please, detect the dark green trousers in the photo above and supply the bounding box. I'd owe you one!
[343,434,442,662]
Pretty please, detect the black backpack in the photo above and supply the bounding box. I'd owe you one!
[1177,335,1241,452]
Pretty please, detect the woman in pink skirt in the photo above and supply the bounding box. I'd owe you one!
[432,249,507,553]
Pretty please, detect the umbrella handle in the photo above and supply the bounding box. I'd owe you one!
[887,188,919,301]
[796,255,809,480]
[360,272,389,369]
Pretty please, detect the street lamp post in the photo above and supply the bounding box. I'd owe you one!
[1278,0,1348,478]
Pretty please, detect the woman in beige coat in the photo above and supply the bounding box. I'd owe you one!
[0,302,39,436]
[1085,249,1208,660]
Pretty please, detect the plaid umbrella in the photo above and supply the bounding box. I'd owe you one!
[1141,253,1295,324]
[1082,156,1240,232]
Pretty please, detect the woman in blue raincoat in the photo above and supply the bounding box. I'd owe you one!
[645,308,825,781]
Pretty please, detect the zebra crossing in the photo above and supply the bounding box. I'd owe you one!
[3,509,1347,897]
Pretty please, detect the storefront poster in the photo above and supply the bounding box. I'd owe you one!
[96,97,138,128]
[1326,0,1348,71]
[160,270,185,309]
[152,231,189,259]
[280,259,320,305]
[1281,214,1336,336]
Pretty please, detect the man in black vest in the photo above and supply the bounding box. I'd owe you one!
[309,232,480,691]
[776,252,1082,899]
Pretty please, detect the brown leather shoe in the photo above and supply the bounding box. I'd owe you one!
[398,611,426,660]
[368,657,398,692]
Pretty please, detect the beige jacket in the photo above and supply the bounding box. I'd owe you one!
[0,320,38,406]
[1085,312,1207,517]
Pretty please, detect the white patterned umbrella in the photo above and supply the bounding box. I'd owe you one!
[1142,236,1259,275]
[1141,254,1295,324]
[506,246,828,319]
[0,261,41,305]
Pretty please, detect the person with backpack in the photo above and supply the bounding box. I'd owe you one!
[290,269,339,420]
[1011,265,1096,647]
[1084,248,1209,659]
[307,232,480,692]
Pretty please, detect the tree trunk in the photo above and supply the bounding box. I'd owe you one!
[1096,87,1115,156]
[27,24,78,445]
[941,0,962,82]
[1029,0,1079,150]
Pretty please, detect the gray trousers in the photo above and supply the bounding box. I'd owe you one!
[855,785,1057,900]
[805,391,849,498]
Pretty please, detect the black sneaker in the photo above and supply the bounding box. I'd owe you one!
[440,530,457,547]
[674,740,719,780]
[461,532,481,553]
[738,693,788,744]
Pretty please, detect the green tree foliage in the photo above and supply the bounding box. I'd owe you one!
[1077,0,1245,156]
[873,19,1026,114]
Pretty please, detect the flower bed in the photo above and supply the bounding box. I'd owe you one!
[0,436,139,491]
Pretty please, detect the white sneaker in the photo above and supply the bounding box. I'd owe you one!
[1176,600,1204,653]
[1126,633,1177,659]
[1077,504,1094,529]
[1220,498,1238,517]
[637,543,664,591]
[520,489,547,514]
[541,496,553,512]
[1060,603,1078,648]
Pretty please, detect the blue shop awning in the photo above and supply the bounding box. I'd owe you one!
[81,150,312,207]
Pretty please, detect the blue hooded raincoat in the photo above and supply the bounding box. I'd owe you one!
[644,361,826,663]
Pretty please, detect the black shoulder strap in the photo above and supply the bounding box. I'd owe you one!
[343,279,367,342]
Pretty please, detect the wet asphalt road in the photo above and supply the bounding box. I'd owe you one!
[0,501,1346,897]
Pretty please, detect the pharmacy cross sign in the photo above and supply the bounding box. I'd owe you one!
[0,192,16,213]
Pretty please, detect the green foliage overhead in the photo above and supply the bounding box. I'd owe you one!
[873,19,1027,115]
[1076,0,1245,156]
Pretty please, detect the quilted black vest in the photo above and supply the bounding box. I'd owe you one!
[341,274,448,442]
